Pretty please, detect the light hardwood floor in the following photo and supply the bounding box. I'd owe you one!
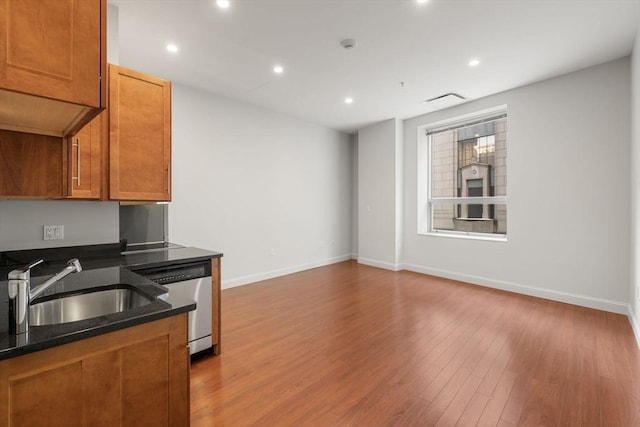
[190,261,640,426]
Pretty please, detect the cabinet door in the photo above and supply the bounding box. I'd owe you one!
[109,65,172,201]
[0,0,104,108]
[0,315,190,426]
[66,112,103,199]
[0,130,63,198]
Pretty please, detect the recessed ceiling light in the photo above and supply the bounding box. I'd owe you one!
[345,97,354,104]
[273,65,284,74]
[166,44,178,53]
[468,58,480,67]
[417,0,429,3]
[216,0,230,9]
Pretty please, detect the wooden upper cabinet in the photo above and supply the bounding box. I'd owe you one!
[109,64,172,201]
[0,130,63,198]
[0,0,106,137]
[64,112,104,199]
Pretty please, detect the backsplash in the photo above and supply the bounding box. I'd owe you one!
[119,203,168,249]
[0,200,119,251]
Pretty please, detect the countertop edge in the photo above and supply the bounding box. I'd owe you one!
[0,302,195,361]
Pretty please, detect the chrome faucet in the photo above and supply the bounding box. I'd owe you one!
[8,258,82,335]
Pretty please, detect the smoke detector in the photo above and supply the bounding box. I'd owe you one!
[340,38,357,49]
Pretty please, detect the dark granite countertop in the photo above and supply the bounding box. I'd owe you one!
[114,246,221,271]
[0,244,223,361]
[0,244,223,278]
[0,266,195,360]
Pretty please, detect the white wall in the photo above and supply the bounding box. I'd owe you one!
[351,133,359,258]
[0,200,119,251]
[107,4,119,64]
[169,83,353,288]
[357,119,403,270]
[631,28,640,339]
[400,58,631,313]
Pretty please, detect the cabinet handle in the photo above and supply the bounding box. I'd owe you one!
[167,164,170,194]
[72,138,81,187]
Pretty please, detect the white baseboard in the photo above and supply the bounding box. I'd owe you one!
[628,306,640,349]
[357,257,401,271]
[402,263,629,315]
[220,256,640,346]
[222,254,353,289]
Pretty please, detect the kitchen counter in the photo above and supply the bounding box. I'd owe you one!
[0,266,195,361]
[0,243,223,361]
[0,244,223,277]
[0,243,222,425]
[121,246,222,271]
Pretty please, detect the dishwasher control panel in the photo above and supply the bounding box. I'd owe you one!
[133,261,212,285]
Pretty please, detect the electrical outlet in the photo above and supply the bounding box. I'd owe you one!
[269,248,276,256]
[44,225,64,241]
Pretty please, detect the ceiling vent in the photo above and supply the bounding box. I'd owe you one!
[421,92,466,110]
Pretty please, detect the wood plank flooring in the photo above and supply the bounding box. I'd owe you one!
[190,261,640,426]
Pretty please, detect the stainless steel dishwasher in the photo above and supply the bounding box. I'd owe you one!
[133,260,213,356]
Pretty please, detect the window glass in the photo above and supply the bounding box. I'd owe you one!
[419,110,507,239]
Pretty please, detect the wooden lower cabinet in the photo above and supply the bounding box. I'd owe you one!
[0,314,190,426]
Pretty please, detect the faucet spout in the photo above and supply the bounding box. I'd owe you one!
[30,258,82,300]
[7,258,83,335]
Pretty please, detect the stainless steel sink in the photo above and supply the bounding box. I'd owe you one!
[30,286,154,326]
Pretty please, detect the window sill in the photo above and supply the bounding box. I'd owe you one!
[421,231,507,242]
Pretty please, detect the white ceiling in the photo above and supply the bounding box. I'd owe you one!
[109,0,640,134]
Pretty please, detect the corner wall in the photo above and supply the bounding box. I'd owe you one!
[351,133,359,258]
[357,119,403,270]
[630,27,640,343]
[169,84,353,288]
[402,58,631,313]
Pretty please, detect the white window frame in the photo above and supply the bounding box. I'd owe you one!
[417,105,508,241]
